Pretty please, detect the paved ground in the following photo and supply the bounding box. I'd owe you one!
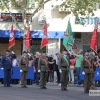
[0,83,100,100]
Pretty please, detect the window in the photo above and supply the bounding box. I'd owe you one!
[74,32,81,39]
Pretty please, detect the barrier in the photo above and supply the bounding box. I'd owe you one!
[26,67,34,85]
[0,67,35,85]
[0,68,4,78]
[79,68,100,81]
[11,67,21,79]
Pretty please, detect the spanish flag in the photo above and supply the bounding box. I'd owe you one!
[8,24,15,49]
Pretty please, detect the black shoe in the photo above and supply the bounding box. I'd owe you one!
[7,85,12,87]
[24,86,28,88]
[43,87,47,89]
[40,87,44,89]
[84,91,89,93]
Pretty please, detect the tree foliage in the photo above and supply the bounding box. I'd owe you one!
[0,0,50,33]
[60,0,100,17]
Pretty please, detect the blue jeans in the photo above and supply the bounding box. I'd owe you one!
[76,67,81,84]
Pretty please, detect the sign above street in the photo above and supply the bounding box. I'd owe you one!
[0,13,32,22]
[75,17,100,25]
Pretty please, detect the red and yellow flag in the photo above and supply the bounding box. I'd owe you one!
[8,24,15,49]
[25,26,31,51]
[90,18,98,53]
[40,22,48,49]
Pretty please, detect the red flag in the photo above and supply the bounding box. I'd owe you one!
[25,27,31,50]
[40,22,48,49]
[8,25,15,49]
[90,18,98,53]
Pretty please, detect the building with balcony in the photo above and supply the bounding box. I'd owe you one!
[0,0,100,58]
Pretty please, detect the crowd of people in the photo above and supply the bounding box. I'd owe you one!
[0,49,100,93]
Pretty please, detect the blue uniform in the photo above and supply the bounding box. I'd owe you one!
[1,55,12,87]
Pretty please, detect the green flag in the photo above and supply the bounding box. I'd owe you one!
[63,20,74,51]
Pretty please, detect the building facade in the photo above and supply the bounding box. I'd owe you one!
[0,0,100,58]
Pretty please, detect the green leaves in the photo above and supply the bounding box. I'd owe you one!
[60,0,100,17]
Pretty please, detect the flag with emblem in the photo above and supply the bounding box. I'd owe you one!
[8,24,15,49]
[40,21,48,49]
[63,20,74,51]
[90,18,98,53]
[25,26,31,50]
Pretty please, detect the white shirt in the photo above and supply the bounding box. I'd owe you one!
[12,59,17,67]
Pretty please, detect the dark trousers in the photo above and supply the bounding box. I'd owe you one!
[35,70,39,85]
[4,69,11,86]
[84,73,92,92]
[21,71,27,86]
[40,71,47,87]
[61,70,68,90]
[56,70,60,83]
[49,70,54,82]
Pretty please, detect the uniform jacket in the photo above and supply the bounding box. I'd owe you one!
[1,55,12,69]
[58,55,70,70]
[38,56,48,72]
[81,56,92,73]
[20,56,28,71]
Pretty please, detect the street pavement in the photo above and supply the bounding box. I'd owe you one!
[0,83,100,100]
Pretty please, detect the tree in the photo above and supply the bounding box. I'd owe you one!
[0,0,50,34]
[60,0,100,17]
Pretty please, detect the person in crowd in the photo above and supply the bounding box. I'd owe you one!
[38,51,48,89]
[12,51,18,67]
[72,50,83,86]
[33,52,41,85]
[55,53,61,85]
[69,55,75,84]
[1,50,12,87]
[95,52,100,86]
[89,50,97,90]
[20,51,28,88]
[58,49,69,91]
[82,51,95,93]
[48,55,54,82]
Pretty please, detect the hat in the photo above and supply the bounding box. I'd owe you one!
[55,53,58,55]
[23,51,27,53]
[6,50,10,52]
[62,49,67,51]
[42,51,46,53]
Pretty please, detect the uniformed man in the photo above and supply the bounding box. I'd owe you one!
[89,50,97,90]
[82,51,93,93]
[38,51,48,89]
[58,49,69,91]
[20,51,28,88]
[1,50,12,87]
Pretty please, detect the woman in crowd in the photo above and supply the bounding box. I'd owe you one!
[69,55,76,84]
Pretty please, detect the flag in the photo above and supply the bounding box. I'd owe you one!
[40,22,48,49]
[8,24,15,49]
[63,20,74,51]
[90,18,98,53]
[25,26,31,50]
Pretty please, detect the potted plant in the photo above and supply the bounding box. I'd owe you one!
[35,0,40,8]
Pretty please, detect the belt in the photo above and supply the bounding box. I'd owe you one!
[62,66,67,68]
[84,66,92,68]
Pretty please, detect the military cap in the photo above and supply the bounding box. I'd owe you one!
[23,51,27,53]
[42,51,46,53]
[6,50,10,52]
